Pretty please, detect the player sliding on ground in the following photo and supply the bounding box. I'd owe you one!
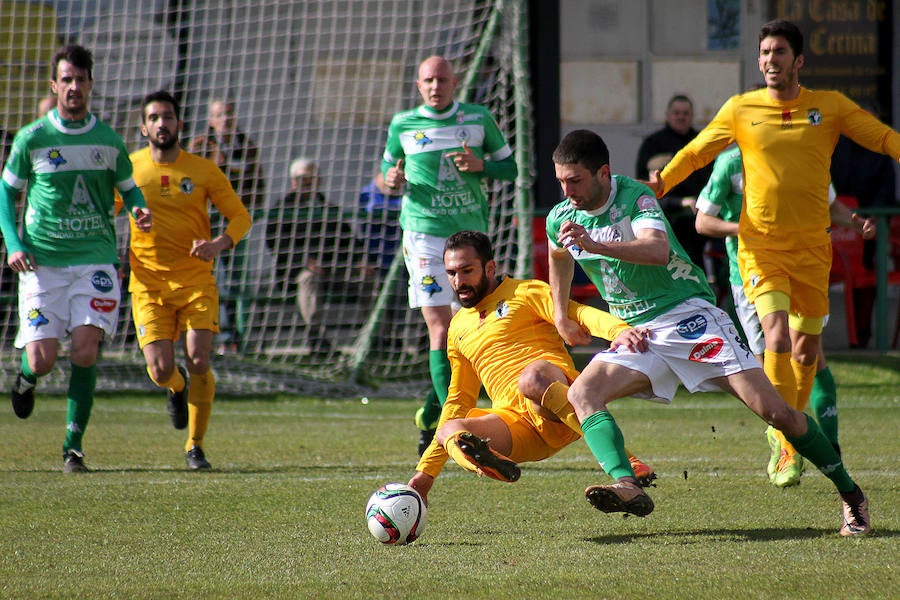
[407,231,655,506]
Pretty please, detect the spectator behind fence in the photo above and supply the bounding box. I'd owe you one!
[265,158,372,356]
[358,169,403,273]
[189,98,265,352]
[37,95,56,118]
[635,94,715,273]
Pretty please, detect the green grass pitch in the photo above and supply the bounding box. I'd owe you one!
[1,355,897,599]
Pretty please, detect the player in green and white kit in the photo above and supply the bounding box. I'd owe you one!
[538,130,868,537]
[0,45,151,472]
[695,147,872,486]
[381,56,517,453]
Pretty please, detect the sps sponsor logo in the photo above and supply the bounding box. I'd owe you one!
[676,314,707,339]
[91,271,114,293]
[689,338,724,362]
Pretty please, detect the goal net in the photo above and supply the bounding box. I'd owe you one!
[0,0,535,397]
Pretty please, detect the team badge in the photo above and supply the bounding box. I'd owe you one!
[27,308,49,329]
[495,300,509,319]
[421,274,442,296]
[456,111,465,124]
[47,148,67,168]
[807,109,822,125]
[414,131,432,147]
[638,196,658,211]
[180,177,194,194]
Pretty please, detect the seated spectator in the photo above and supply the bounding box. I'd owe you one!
[265,158,373,354]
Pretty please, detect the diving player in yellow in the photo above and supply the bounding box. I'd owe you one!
[407,230,651,505]
[650,19,900,486]
[118,90,252,469]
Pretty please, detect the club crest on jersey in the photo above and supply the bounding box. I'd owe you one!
[807,109,822,126]
[456,111,466,124]
[27,308,49,329]
[638,196,658,211]
[180,177,194,194]
[676,314,708,339]
[420,274,442,296]
[495,300,509,319]
[91,271,115,293]
[47,148,66,168]
[414,131,432,147]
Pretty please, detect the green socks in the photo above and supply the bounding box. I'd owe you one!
[21,350,37,384]
[809,366,838,448]
[581,411,634,480]
[785,413,855,493]
[428,349,451,406]
[63,364,97,454]
[417,388,441,430]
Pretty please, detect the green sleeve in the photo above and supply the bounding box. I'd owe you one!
[482,155,518,182]
[0,181,25,255]
[120,185,146,214]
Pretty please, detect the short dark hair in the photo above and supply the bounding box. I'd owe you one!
[667,94,693,110]
[759,19,803,57]
[142,90,181,121]
[52,44,93,80]
[552,129,610,174]
[445,230,494,264]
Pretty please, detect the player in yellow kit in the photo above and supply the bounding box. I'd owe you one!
[118,91,252,469]
[651,20,900,488]
[407,231,651,505]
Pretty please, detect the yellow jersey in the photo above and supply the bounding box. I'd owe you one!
[120,147,252,292]
[661,87,900,251]
[415,276,631,477]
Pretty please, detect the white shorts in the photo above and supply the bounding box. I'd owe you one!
[590,297,759,402]
[402,230,457,308]
[15,264,121,348]
[731,282,765,356]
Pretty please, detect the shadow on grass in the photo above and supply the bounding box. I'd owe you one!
[585,526,897,544]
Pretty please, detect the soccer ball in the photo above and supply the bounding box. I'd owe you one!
[365,483,427,545]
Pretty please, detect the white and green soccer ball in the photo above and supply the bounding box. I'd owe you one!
[365,483,427,545]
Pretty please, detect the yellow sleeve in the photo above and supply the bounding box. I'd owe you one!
[571,303,631,341]
[522,278,631,341]
[661,97,737,196]
[207,166,252,244]
[414,323,480,478]
[838,95,900,160]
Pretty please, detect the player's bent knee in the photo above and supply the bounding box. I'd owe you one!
[517,361,557,400]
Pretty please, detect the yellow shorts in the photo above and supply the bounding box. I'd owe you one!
[467,400,580,464]
[738,243,831,319]
[131,284,219,348]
